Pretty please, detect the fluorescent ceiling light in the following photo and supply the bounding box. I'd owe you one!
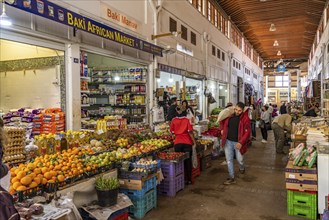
[0,1,12,27]
[273,40,279,46]
[114,76,120,81]
[269,23,276,32]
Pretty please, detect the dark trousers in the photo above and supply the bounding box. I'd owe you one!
[260,124,268,140]
[272,123,285,153]
[251,121,256,138]
[174,143,192,182]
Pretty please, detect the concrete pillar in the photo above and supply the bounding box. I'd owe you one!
[65,43,81,131]
[297,70,301,101]
[288,72,291,102]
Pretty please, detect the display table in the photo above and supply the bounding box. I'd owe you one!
[318,145,329,214]
[56,169,118,209]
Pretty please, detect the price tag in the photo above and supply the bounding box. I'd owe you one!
[54,135,61,141]
[80,134,85,139]
[288,174,296,179]
[97,130,104,135]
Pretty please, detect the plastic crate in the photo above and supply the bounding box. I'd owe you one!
[119,168,157,180]
[109,208,129,220]
[200,155,212,171]
[288,205,317,220]
[129,189,157,219]
[287,190,317,220]
[288,190,317,208]
[120,176,157,200]
[160,160,184,178]
[158,173,184,197]
[191,157,201,185]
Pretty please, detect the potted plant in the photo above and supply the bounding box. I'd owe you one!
[95,175,120,207]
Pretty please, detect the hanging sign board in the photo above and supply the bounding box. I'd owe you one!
[277,64,286,72]
[8,0,162,56]
[101,3,140,32]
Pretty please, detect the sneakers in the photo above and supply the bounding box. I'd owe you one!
[223,178,236,185]
[261,139,268,143]
[239,169,245,174]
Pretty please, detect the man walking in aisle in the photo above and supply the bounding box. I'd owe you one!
[220,102,251,185]
[272,113,292,154]
[166,97,178,122]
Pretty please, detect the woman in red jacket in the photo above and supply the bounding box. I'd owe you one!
[219,102,251,185]
[170,105,196,185]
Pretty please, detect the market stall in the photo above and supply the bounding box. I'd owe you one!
[287,116,329,219]
[3,123,214,219]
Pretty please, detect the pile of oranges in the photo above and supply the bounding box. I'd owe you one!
[9,148,95,195]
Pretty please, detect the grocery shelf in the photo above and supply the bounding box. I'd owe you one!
[81,90,90,93]
[87,104,146,107]
[89,81,146,85]
[89,92,146,96]
[81,104,91,107]
[80,76,91,81]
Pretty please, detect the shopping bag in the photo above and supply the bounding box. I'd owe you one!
[192,147,198,168]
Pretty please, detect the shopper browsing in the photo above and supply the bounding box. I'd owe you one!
[219,102,251,185]
[182,100,198,124]
[260,106,270,143]
[272,114,292,154]
[0,118,20,220]
[170,106,197,185]
[166,97,178,122]
[280,102,287,114]
[249,104,258,140]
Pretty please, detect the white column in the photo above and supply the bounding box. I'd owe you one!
[148,63,154,125]
[65,43,81,131]
[288,72,291,102]
[297,70,301,101]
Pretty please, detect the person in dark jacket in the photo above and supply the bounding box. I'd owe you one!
[304,105,317,117]
[280,102,287,114]
[0,118,20,220]
[219,102,251,185]
[166,97,178,122]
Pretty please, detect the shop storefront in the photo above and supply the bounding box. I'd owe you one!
[156,64,205,120]
[80,51,150,130]
[1,0,162,130]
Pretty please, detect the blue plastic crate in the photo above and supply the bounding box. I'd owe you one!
[158,173,184,197]
[129,189,157,219]
[160,160,184,178]
[120,177,157,200]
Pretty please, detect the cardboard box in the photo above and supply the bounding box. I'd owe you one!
[285,161,317,181]
[119,173,156,190]
[286,179,318,192]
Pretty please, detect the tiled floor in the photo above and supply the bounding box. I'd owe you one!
[144,130,303,220]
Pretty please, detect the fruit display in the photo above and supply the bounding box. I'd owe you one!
[141,138,171,148]
[157,152,187,161]
[197,139,214,145]
[116,138,129,147]
[3,127,26,164]
[9,148,94,195]
[155,131,174,142]
[84,152,115,168]
[132,158,159,170]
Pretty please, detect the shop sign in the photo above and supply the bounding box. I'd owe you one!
[277,64,286,72]
[158,64,183,75]
[101,4,140,32]
[9,0,162,56]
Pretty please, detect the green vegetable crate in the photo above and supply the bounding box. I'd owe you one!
[287,190,317,220]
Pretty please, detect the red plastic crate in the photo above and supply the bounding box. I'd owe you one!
[111,212,128,220]
[191,157,201,185]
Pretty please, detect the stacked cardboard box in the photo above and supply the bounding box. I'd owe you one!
[285,161,318,220]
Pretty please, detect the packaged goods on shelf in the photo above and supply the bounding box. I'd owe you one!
[3,127,26,164]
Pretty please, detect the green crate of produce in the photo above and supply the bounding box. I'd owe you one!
[287,190,317,220]
[288,190,317,208]
[288,204,317,220]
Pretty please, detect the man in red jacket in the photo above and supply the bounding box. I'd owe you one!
[220,102,251,185]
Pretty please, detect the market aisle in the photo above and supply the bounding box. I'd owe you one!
[144,130,301,220]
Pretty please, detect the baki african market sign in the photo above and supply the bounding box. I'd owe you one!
[9,0,162,56]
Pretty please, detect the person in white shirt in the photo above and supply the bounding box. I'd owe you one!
[260,106,270,143]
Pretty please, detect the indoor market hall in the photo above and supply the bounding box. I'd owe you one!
[0,0,328,220]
